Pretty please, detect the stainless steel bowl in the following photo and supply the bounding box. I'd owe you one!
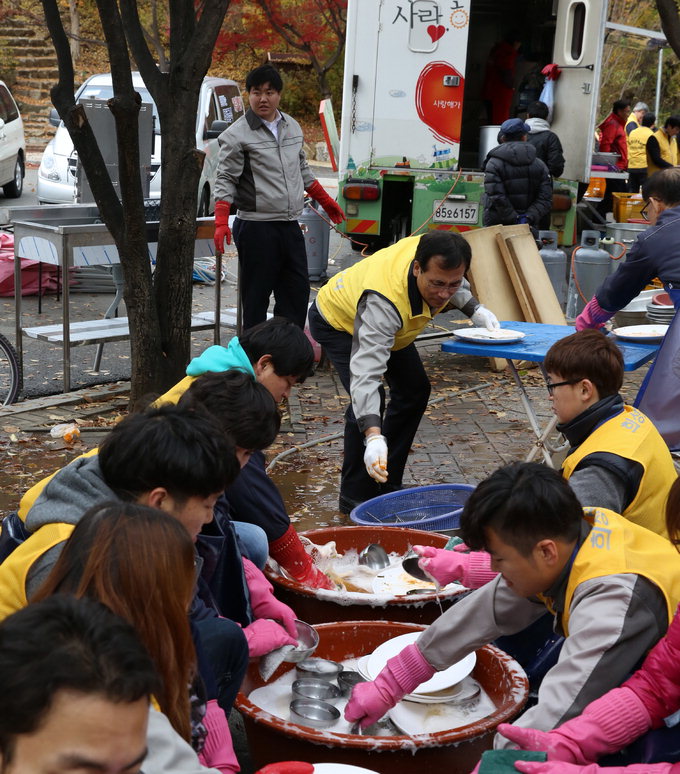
[292,677,342,703]
[283,620,320,663]
[337,670,366,696]
[295,657,343,681]
[289,698,341,729]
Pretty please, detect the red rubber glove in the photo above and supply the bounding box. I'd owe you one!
[515,763,675,773]
[214,200,232,254]
[305,180,346,224]
[269,525,334,590]
[344,643,436,728]
[413,544,498,589]
[243,618,297,658]
[243,557,298,638]
[198,699,240,773]
[498,687,652,765]
[575,297,613,331]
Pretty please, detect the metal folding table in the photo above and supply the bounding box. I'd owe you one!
[441,321,660,466]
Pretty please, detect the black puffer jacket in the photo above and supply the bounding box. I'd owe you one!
[526,119,565,178]
[482,141,553,227]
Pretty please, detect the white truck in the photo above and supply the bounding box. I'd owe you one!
[337,0,609,249]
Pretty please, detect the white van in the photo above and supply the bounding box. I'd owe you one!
[37,72,244,213]
[0,80,26,198]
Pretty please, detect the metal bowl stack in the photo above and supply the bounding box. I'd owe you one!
[646,292,675,325]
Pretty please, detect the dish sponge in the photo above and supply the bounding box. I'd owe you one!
[478,749,547,773]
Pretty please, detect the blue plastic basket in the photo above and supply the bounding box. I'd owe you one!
[349,484,476,531]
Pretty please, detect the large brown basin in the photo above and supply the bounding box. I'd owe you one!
[236,620,528,774]
[265,526,470,625]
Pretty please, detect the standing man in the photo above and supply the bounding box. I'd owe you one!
[626,100,650,136]
[213,65,345,330]
[627,112,662,192]
[597,99,631,217]
[652,115,680,171]
[308,231,499,514]
[525,101,565,179]
[482,117,552,230]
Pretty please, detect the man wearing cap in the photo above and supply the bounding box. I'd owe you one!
[482,117,552,229]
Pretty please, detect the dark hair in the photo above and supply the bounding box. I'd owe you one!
[613,99,631,113]
[413,231,472,271]
[461,463,583,556]
[641,112,656,128]
[33,503,196,742]
[179,370,281,450]
[664,115,680,130]
[240,317,314,382]
[528,101,549,120]
[665,478,680,549]
[99,404,239,501]
[246,64,283,92]
[642,167,680,206]
[0,595,157,761]
[543,330,623,397]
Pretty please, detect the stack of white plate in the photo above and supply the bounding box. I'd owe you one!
[646,301,675,324]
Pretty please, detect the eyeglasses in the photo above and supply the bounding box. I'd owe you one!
[546,379,580,395]
[641,202,650,221]
[425,278,462,291]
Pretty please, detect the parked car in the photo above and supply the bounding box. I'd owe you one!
[0,80,26,198]
[37,72,244,214]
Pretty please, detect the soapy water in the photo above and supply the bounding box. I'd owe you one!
[249,656,495,737]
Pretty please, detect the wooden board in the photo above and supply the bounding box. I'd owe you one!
[495,233,537,323]
[505,233,566,324]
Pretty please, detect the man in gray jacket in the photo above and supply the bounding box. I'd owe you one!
[213,65,344,330]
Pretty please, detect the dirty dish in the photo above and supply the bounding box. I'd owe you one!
[372,563,449,596]
[452,328,526,344]
[356,655,372,680]
[358,543,390,570]
[652,292,672,306]
[283,620,320,663]
[401,556,431,582]
[403,679,481,705]
[289,698,340,729]
[612,324,669,342]
[295,658,342,681]
[367,632,476,693]
[292,678,342,704]
[337,670,366,696]
[388,686,489,736]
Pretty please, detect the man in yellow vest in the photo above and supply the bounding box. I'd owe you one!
[652,115,680,172]
[344,463,680,749]
[627,112,663,192]
[307,231,499,514]
[626,101,649,137]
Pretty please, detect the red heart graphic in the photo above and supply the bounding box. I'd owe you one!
[427,25,445,43]
[415,61,465,144]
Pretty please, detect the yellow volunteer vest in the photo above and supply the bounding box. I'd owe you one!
[316,236,441,351]
[559,508,680,635]
[651,129,678,173]
[154,375,196,407]
[0,522,75,620]
[627,125,654,170]
[561,405,675,537]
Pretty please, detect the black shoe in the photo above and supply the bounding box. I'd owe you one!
[338,493,362,515]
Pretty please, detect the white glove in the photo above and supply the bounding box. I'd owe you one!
[470,304,500,331]
[363,434,388,483]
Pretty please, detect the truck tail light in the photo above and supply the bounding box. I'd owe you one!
[343,179,380,201]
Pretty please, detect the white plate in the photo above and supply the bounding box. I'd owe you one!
[612,324,669,342]
[313,765,380,774]
[388,690,491,736]
[372,564,454,596]
[356,655,372,680]
[366,632,476,693]
[452,327,526,344]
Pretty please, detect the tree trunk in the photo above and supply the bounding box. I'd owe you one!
[69,0,80,60]
[656,0,680,60]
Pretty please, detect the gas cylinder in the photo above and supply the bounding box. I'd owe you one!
[538,230,567,309]
[566,230,612,321]
[298,200,330,282]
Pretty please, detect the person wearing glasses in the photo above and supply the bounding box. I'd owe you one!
[413,329,676,591]
[308,231,499,514]
[577,167,680,330]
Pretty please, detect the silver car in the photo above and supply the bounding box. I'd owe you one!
[0,80,26,198]
[37,72,244,213]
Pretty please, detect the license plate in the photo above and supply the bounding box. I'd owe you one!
[433,199,479,224]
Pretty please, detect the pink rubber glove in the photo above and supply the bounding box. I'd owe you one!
[305,180,346,224]
[344,643,436,728]
[214,200,232,254]
[515,763,675,773]
[243,618,297,658]
[498,687,652,765]
[255,764,314,774]
[413,544,498,589]
[243,557,298,638]
[268,525,334,590]
[575,297,614,331]
[198,699,240,773]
